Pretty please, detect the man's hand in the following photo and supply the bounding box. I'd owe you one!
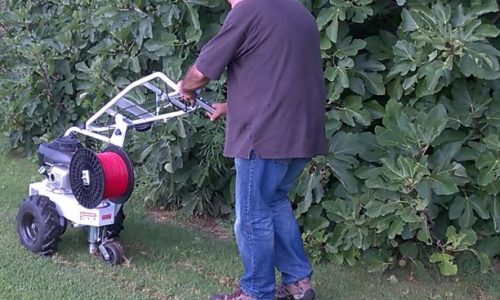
[177,80,196,104]
[207,103,227,121]
[178,65,210,105]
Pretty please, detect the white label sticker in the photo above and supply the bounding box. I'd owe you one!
[80,212,97,222]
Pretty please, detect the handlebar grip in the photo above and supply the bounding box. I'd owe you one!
[196,97,215,115]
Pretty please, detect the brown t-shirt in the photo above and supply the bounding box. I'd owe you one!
[195,0,327,159]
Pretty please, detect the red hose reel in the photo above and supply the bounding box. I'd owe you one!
[69,146,134,209]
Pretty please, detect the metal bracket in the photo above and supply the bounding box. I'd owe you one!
[98,243,110,260]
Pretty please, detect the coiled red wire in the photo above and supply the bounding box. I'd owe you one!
[96,152,130,199]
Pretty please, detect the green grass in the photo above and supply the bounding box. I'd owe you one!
[0,153,498,300]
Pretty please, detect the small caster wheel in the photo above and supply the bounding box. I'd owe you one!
[100,241,124,265]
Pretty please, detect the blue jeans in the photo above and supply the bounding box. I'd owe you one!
[234,154,313,300]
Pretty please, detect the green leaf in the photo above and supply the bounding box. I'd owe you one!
[402,74,418,90]
[429,252,453,263]
[417,224,432,245]
[303,205,329,231]
[320,35,332,50]
[75,62,91,73]
[416,60,451,96]
[399,242,418,258]
[365,200,400,218]
[130,56,140,73]
[354,55,385,72]
[430,142,463,172]
[364,100,385,120]
[335,36,366,58]
[429,253,458,276]
[393,40,416,60]
[325,67,336,81]
[429,173,458,195]
[484,134,500,150]
[367,155,430,194]
[144,40,165,52]
[478,236,500,257]
[459,43,500,80]
[445,226,477,248]
[324,199,359,223]
[317,7,336,29]
[476,151,499,186]
[444,79,492,127]
[351,5,373,23]
[364,30,397,60]
[477,251,491,273]
[416,180,432,201]
[431,2,451,25]
[338,68,350,88]
[136,17,153,47]
[388,218,404,239]
[348,75,365,95]
[296,171,324,215]
[401,9,419,32]
[338,96,371,126]
[441,260,459,276]
[354,166,382,179]
[469,0,499,17]
[399,206,421,223]
[449,196,478,229]
[362,249,388,273]
[325,111,342,136]
[325,132,361,193]
[469,195,490,220]
[475,24,500,39]
[325,10,340,43]
[416,104,449,145]
[138,144,154,162]
[354,70,385,95]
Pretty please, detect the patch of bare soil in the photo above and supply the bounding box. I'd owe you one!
[150,209,232,241]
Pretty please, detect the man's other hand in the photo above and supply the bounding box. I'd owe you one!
[208,102,227,121]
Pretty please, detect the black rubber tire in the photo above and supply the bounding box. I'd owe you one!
[60,218,68,236]
[16,195,64,255]
[106,206,125,239]
[101,241,124,265]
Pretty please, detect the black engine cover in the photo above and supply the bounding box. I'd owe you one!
[38,136,83,166]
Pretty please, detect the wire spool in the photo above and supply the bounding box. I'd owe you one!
[69,147,134,209]
[101,146,134,204]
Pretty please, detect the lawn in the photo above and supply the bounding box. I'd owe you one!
[0,152,498,300]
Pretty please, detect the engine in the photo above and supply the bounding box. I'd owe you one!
[38,136,83,193]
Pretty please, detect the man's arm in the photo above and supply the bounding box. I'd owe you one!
[178,65,210,102]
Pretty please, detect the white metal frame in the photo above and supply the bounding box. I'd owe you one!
[64,72,200,148]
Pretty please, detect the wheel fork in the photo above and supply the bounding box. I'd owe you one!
[88,226,102,255]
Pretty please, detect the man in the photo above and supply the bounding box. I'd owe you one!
[177,0,326,299]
